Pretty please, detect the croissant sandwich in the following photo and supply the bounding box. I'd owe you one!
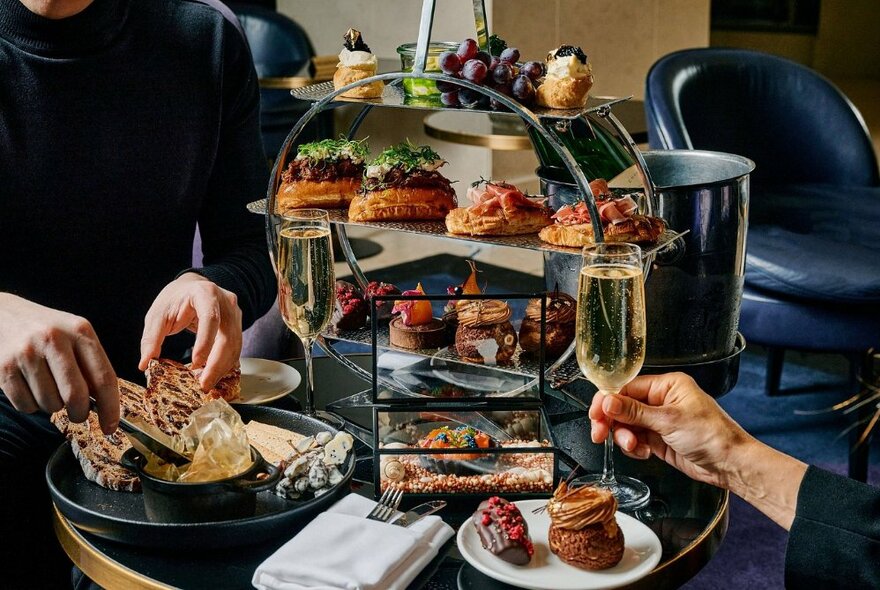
[445,180,552,236]
[349,142,457,221]
[276,138,369,213]
[538,179,666,247]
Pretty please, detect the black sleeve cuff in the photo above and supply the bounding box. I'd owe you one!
[785,465,880,589]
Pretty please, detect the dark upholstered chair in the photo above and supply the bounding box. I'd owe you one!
[228,3,331,159]
[645,48,880,480]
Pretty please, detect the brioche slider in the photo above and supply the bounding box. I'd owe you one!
[276,138,369,213]
[349,142,456,221]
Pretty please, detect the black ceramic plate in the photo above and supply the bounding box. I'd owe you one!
[46,406,355,550]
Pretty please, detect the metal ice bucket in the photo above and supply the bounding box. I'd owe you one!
[543,150,755,366]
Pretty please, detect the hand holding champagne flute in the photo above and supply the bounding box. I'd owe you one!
[275,210,334,417]
[574,242,650,511]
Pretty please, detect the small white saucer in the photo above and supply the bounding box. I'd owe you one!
[233,358,301,405]
[457,499,662,590]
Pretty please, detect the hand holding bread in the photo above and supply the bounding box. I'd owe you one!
[139,272,242,393]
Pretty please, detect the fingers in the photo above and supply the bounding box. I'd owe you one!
[72,326,119,434]
[602,393,668,433]
[190,296,221,369]
[197,304,241,392]
[0,368,38,414]
[20,355,63,414]
[139,306,166,372]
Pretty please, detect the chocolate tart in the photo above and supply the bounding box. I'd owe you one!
[472,496,534,565]
[454,300,517,364]
[519,291,576,359]
[389,316,446,350]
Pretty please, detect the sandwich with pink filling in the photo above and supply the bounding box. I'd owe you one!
[538,179,665,247]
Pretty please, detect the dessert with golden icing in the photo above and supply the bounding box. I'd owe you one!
[390,283,446,350]
[454,299,517,364]
[536,45,593,109]
[334,28,383,99]
[547,481,625,570]
[519,290,576,359]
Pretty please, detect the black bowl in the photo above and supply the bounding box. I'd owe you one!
[120,446,280,524]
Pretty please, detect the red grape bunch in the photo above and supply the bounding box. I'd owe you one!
[437,38,545,110]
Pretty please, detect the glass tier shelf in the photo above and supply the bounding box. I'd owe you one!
[322,323,584,386]
[290,80,632,121]
[249,202,686,257]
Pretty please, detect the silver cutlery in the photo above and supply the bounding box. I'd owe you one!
[389,500,447,527]
[366,487,404,523]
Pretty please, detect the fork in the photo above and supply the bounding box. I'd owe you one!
[366,487,404,523]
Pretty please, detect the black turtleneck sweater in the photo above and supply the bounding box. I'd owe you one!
[0,0,275,380]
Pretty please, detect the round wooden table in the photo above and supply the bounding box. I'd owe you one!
[53,355,728,590]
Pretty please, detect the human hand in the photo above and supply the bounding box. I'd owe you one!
[588,372,755,489]
[0,294,119,433]
[139,273,242,391]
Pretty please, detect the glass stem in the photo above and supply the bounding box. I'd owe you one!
[600,389,618,486]
[302,337,315,415]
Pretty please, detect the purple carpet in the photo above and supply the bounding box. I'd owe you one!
[681,345,880,589]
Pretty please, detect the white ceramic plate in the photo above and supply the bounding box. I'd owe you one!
[457,499,662,590]
[233,358,302,405]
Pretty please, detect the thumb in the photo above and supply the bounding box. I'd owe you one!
[603,394,668,433]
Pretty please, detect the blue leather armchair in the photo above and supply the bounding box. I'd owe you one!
[645,48,880,480]
[228,3,331,159]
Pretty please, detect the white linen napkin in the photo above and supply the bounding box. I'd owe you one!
[252,494,454,590]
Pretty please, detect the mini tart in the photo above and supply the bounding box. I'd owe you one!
[547,482,625,570]
[389,316,446,350]
[519,292,576,359]
[473,496,534,565]
[455,300,517,365]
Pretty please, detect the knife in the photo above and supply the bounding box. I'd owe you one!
[390,501,447,527]
[89,397,192,466]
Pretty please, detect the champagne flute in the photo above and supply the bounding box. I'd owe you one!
[275,210,334,417]
[574,242,650,511]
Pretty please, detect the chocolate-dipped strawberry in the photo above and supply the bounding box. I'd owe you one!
[332,280,368,331]
[365,280,401,321]
[472,496,534,565]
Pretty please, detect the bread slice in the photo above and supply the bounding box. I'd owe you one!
[144,359,209,437]
[188,364,242,403]
[51,410,140,492]
[245,420,306,465]
[118,377,148,419]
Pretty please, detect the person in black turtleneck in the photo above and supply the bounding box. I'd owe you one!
[0,0,275,585]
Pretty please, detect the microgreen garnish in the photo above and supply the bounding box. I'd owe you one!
[369,141,442,172]
[295,137,369,164]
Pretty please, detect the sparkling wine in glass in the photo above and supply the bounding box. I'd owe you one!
[276,210,334,416]
[574,242,650,511]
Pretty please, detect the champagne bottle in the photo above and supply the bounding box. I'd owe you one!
[529,117,633,182]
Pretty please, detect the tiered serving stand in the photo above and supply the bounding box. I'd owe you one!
[249,0,688,494]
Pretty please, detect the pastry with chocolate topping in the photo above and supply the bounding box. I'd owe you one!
[547,482,625,570]
[364,280,401,321]
[334,28,383,99]
[332,280,368,331]
[455,300,517,364]
[472,496,534,565]
[519,289,576,359]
